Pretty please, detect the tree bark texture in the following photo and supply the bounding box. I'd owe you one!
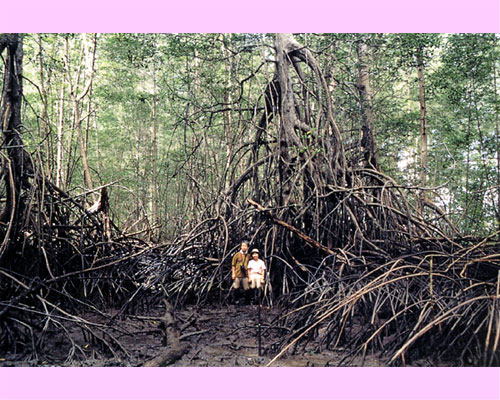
[63,34,97,192]
[275,34,299,208]
[493,55,500,237]
[356,38,380,171]
[0,33,33,260]
[416,48,428,213]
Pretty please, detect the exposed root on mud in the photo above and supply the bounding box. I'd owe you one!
[143,300,189,366]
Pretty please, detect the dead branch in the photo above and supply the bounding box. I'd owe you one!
[143,300,189,367]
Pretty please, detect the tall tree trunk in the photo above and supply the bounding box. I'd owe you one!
[416,48,428,213]
[275,34,297,209]
[37,34,52,177]
[63,34,96,192]
[56,83,65,187]
[83,34,97,178]
[221,34,235,210]
[464,87,472,230]
[0,34,31,260]
[493,57,500,238]
[356,37,379,170]
[150,59,160,234]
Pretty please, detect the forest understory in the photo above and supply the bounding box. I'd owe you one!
[1,33,500,367]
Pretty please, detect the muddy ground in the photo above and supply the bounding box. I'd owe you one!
[0,303,437,367]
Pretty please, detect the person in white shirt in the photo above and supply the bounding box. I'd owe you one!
[247,248,266,290]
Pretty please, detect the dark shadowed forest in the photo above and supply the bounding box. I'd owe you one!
[1,33,500,367]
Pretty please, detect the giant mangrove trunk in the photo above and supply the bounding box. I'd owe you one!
[0,34,33,261]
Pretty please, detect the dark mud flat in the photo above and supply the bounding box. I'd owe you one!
[1,303,446,367]
[169,305,385,367]
[0,304,393,367]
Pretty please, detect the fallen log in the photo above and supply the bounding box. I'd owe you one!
[143,300,189,367]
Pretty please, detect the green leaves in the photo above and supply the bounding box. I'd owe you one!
[17,33,500,238]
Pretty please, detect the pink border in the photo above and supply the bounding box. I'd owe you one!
[0,367,499,399]
[1,0,500,399]
[2,0,499,32]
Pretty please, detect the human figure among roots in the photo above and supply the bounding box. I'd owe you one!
[247,248,266,305]
[230,241,251,304]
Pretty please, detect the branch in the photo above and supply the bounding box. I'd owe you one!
[247,198,346,262]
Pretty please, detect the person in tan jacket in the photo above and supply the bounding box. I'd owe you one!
[230,241,250,303]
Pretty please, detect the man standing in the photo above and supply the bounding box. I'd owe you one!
[231,241,250,303]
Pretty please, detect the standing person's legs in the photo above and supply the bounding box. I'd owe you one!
[241,277,251,304]
[248,276,254,303]
[250,274,262,304]
[250,275,262,289]
[232,278,249,304]
[233,277,241,290]
[231,278,241,304]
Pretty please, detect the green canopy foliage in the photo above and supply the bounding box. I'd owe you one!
[18,33,500,239]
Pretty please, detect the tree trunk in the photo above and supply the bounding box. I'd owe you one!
[56,83,65,187]
[275,34,297,208]
[220,34,237,212]
[416,48,428,213]
[37,34,52,177]
[63,34,96,192]
[493,54,500,238]
[150,59,160,234]
[356,37,379,171]
[0,34,31,260]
